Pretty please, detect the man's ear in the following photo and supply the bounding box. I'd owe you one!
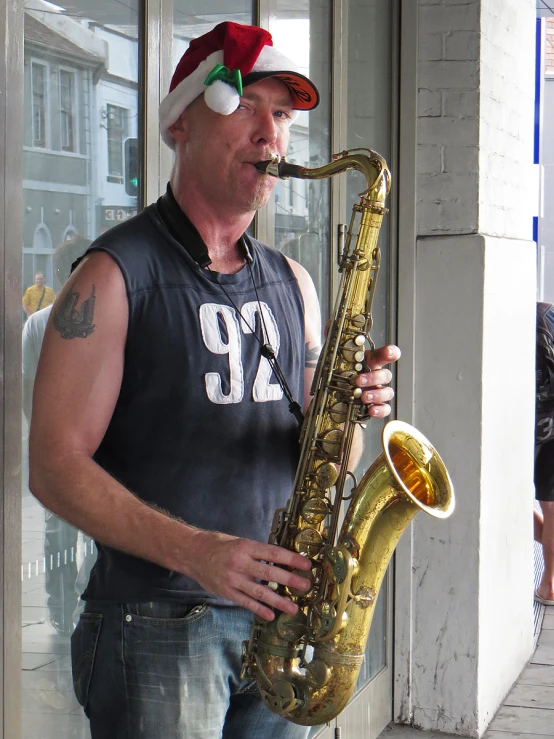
[168,111,189,143]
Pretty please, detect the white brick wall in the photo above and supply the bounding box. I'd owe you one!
[479,0,535,238]
[416,0,535,238]
[398,2,538,736]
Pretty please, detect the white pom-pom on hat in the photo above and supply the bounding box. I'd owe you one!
[204,79,241,116]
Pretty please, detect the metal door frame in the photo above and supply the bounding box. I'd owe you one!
[1,1,24,737]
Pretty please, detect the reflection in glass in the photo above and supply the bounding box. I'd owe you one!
[348,0,394,695]
[21,1,140,736]
[107,104,129,181]
[173,1,252,71]
[269,8,331,321]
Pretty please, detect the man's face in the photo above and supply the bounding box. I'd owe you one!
[173,77,293,214]
[35,272,44,287]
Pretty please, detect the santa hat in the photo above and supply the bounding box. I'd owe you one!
[159,21,320,148]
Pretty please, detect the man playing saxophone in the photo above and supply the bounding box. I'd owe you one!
[28,22,399,739]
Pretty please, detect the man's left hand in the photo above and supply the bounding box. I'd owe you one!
[355,344,400,418]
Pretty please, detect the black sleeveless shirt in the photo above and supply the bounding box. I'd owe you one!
[83,203,305,605]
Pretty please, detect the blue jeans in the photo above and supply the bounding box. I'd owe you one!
[71,600,312,739]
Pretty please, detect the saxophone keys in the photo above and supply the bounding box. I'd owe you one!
[311,603,337,639]
[301,495,330,524]
[319,428,343,457]
[314,461,338,490]
[261,680,302,716]
[294,528,324,558]
[329,402,348,424]
[324,546,349,584]
[305,659,331,689]
[340,339,366,364]
[275,610,308,641]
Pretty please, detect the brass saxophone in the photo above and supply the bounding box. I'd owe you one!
[241,150,455,726]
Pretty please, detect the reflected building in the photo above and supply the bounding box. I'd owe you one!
[23,3,139,296]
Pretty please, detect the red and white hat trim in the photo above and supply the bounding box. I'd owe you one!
[160,50,224,147]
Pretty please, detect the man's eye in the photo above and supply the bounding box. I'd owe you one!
[275,110,292,120]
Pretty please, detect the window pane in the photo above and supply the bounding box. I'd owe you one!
[59,70,75,152]
[269,7,332,322]
[348,0,394,692]
[107,104,128,178]
[172,1,252,69]
[31,62,46,147]
[22,2,140,737]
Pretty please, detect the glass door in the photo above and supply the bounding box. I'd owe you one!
[335,2,396,736]
[21,2,141,736]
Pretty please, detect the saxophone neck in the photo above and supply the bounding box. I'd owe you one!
[254,149,391,206]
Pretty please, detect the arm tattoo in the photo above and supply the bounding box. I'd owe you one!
[305,343,322,369]
[53,285,96,340]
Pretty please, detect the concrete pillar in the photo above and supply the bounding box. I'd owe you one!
[395,1,537,735]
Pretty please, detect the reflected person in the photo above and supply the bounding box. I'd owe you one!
[22,271,56,319]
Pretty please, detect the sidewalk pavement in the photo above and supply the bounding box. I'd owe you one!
[380,604,554,739]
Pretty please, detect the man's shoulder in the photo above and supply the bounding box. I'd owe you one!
[88,207,158,255]
[84,204,182,292]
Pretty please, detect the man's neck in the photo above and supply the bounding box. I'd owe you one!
[170,178,254,274]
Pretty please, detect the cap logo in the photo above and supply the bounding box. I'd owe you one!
[204,64,243,96]
[277,75,313,104]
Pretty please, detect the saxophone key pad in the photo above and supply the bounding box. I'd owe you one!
[301,495,330,524]
[294,528,324,558]
[276,611,308,641]
[320,428,343,457]
[329,402,348,425]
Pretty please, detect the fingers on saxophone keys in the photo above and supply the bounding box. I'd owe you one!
[360,387,394,405]
[367,403,392,418]
[238,592,278,622]
[356,369,392,389]
[255,562,311,594]
[244,582,299,620]
[364,344,401,368]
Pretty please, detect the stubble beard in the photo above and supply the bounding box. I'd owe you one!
[247,178,272,212]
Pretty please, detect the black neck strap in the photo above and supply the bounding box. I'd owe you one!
[157,183,253,268]
[157,183,212,268]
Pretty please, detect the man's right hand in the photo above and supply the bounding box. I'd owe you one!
[189,530,312,621]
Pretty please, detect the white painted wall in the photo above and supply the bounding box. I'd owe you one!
[395,0,537,735]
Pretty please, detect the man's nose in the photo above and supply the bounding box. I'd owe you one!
[251,110,278,146]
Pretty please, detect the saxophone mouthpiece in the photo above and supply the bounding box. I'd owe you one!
[254,157,303,180]
[254,158,282,177]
